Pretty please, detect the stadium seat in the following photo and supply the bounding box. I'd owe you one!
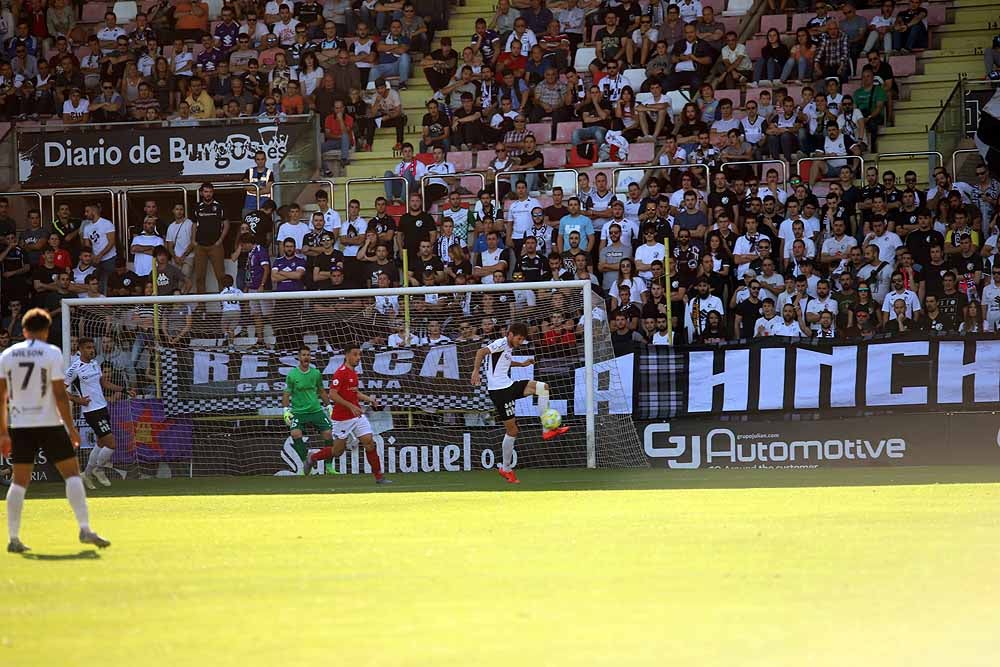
[541,146,567,166]
[665,90,693,118]
[590,24,605,42]
[82,2,108,23]
[759,15,787,36]
[623,68,647,91]
[720,16,742,33]
[460,175,485,193]
[415,152,435,166]
[574,47,596,73]
[204,0,224,20]
[474,149,496,168]
[112,1,138,23]
[624,142,654,165]
[746,37,765,60]
[635,92,653,104]
[526,122,551,139]
[551,170,577,193]
[703,0,727,12]
[449,151,474,171]
[926,4,945,25]
[715,89,741,109]
[790,13,815,32]
[554,121,582,144]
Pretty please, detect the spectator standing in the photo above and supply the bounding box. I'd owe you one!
[81,202,117,292]
[130,217,164,279]
[191,183,230,294]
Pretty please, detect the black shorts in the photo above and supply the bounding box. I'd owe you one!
[489,380,529,422]
[10,425,76,465]
[84,408,113,439]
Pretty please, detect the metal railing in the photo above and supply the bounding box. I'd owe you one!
[875,151,944,183]
[928,79,965,170]
[718,159,789,189]
[345,176,408,211]
[270,178,336,213]
[493,168,580,200]
[419,172,486,206]
[51,188,118,229]
[795,155,866,187]
[951,148,981,182]
[611,163,710,193]
[0,190,43,216]
[122,185,190,224]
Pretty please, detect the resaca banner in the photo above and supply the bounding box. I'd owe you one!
[636,336,1000,420]
[17,121,310,186]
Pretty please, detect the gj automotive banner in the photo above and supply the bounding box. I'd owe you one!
[17,119,311,186]
[636,336,1000,420]
[640,412,1000,469]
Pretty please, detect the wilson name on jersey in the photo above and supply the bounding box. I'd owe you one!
[0,339,66,428]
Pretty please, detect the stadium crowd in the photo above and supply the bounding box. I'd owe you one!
[0,0,999,353]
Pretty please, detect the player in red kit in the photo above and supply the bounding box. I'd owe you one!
[305,343,392,485]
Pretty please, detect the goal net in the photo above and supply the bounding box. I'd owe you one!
[62,281,646,478]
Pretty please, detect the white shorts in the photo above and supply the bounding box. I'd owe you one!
[332,415,373,442]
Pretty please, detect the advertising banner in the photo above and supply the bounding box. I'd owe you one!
[17,120,311,186]
[636,336,1000,420]
[188,422,588,476]
[639,412,1000,469]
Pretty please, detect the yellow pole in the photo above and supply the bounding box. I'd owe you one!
[401,249,410,340]
[664,236,673,345]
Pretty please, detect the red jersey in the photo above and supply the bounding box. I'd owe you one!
[330,364,360,421]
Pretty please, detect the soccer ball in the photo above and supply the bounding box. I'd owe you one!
[541,409,562,431]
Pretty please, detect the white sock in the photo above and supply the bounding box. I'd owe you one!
[85,446,101,473]
[65,476,90,531]
[96,446,114,468]
[501,435,516,472]
[6,483,26,541]
[535,382,550,418]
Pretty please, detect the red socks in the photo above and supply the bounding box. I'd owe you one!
[365,448,383,480]
[313,446,334,462]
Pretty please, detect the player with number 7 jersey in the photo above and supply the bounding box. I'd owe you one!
[0,308,110,553]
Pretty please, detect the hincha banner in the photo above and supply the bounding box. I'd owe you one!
[636,336,1000,420]
[17,121,310,186]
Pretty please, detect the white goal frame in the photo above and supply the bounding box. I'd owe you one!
[62,280,599,468]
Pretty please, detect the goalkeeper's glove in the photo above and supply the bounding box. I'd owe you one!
[325,404,334,420]
[283,407,293,426]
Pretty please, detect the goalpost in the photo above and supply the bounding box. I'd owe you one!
[61,281,646,477]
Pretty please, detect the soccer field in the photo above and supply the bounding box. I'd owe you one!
[4,466,1000,667]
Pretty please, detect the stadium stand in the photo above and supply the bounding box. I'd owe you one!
[0,0,998,350]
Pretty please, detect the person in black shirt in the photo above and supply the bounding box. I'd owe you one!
[192,182,230,294]
[892,190,921,235]
[106,256,143,296]
[904,209,944,268]
[936,271,967,331]
[307,233,345,289]
[836,165,861,221]
[571,85,612,159]
[858,165,884,228]
[244,201,275,247]
[398,193,437,269]
[610,311,640,357]
[516,235,546,281]
[367,196,398,245]
[707,172,739,226]
[364,242,400,287]
[294,0,323,32]
[734,280,764,340]
[0,234,30,304]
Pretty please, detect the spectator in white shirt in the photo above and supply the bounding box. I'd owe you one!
[863,216,903,263]
[881,270,922,320]
[166,204,195,278]
[130,216,165,277]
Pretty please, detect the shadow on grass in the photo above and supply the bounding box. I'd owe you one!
[19,550,101,561]
[7,465,1000,499]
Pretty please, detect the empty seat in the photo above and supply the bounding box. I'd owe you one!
[449,150,474,171]
[615,169,646,192]
[551,171,577,193]
[624,142,655,165]
[541,146,567,167]
[574,47,596,73]
[746,36,766,60]
[526,122,551,139]
[622,68,647,91]
[112,1,138,23]
[475,149,496,168]
[416,152,435,166]
[759,14,787,36]
[82,2,108,23]
[702,0,726,12]
[926,4,945,25]
[554,121,582,144]
[715,88,741,109]
[790,13,815,32]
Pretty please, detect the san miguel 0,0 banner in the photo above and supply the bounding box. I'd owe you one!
[17,121,309,186]
[636,336,1000,419]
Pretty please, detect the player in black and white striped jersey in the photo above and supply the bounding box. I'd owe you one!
[0,309,110,553]
[65,337,131,490]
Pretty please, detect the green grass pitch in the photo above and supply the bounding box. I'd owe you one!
[3,466,1000,666]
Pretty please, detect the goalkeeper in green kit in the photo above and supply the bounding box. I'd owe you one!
[282,346,335,475]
